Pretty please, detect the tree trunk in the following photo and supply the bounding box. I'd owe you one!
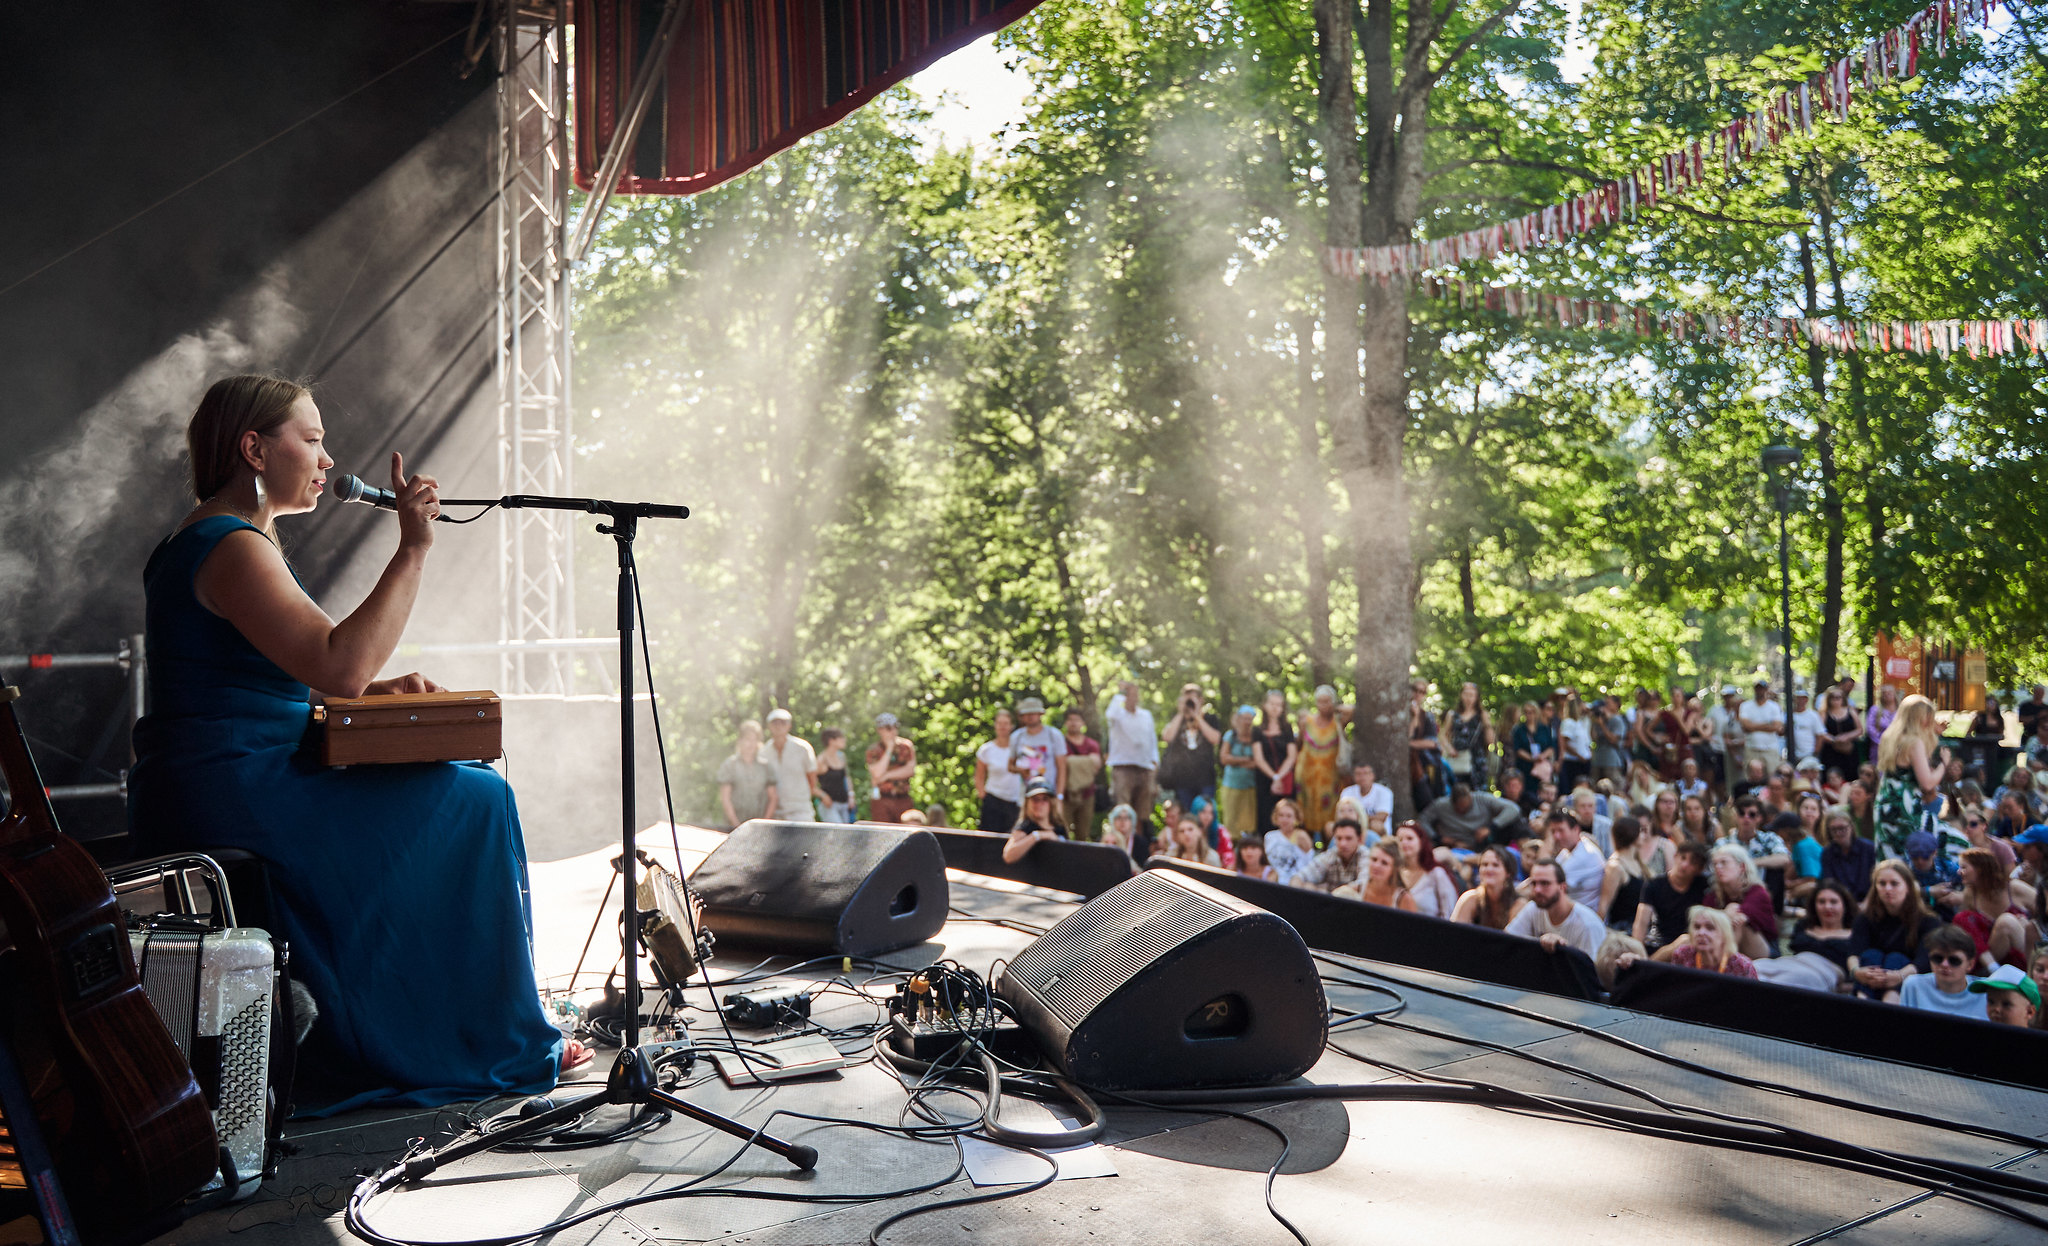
[1794,225,1843,691]
[1290,309,1335,689]
[1815,190,1883,633]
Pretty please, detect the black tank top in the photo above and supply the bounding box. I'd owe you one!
[818,759,849,803]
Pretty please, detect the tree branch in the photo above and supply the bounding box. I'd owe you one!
[1422,0,1526,91]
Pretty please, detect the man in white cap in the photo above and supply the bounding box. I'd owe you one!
[1789,686,1825,768]
[762,708,818,821]
[1007,697,1068,808]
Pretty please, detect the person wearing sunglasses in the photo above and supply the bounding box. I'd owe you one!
[1896,925,1988,1020]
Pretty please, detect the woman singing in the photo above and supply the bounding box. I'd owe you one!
[127,375,581,1113]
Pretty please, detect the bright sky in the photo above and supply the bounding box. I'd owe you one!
[905,34,1034,153]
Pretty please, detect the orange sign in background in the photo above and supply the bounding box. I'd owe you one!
[1873,634,1986,712]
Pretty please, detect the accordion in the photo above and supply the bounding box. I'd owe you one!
[127,920,278,1202]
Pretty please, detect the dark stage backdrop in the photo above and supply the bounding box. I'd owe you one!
[0,3,503,844]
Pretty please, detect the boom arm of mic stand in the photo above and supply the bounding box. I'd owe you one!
[435,494,691,521]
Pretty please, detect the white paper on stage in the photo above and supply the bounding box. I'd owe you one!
[957,1099,1118,1186]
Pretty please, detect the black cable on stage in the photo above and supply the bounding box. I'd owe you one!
[1313,955,2048,1151]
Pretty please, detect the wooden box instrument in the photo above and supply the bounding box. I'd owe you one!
[314,690,503,766]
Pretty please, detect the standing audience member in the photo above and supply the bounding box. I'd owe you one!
[1000,778,1064,863]
[1557,695,1593,793]
[1061,708,1104,841]
[1218,705,1261,835]
[1789,688,1825,766]
[1506,858,1608,956]
[1591,695,1631,790]
[1896,925,1987,1019]
[1408,680,1444,812]
[1158,683,1224,816]
[973,708,1024,833]
[1355,840,1420,911]
[1293,685,1349,834]
[1104,681,1157,839]
[1708,685,1747,799]
[866,713,917,823]
[1818,687,1863,779]
[1445,682,1496,792]
[1874,694,1945,859]
[2019,685,2048,753]
[1255,690,1300,834]
[1739,679,1785,774]
[1847,859,1943,1002]
[1964,696,2007,779]
[1972,965,2043,1028]
[1452,845,1526,930]
[1395,822,1461,917]
[1337,761,1394,836]
[761,709,818,821]
[1866,685,1900,753]
[718,719,779,826]
[1653,686,1693,780]
[1007,698,1067,819]
[1633,841,1711,955]
[814,728,854,823]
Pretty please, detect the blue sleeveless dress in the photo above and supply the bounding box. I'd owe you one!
[127,516,562,1115]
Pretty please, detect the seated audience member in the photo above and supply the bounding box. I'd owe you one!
[1716,797,1791,872]
[1674,757,1708,804]
[1191,797,1234,868]
[1351,840,1419,911]
[1595,932,1648,991]
[922,803,951,828]
[1536,809,1608,912]
[1419,783,1523,852]
[1643,906,1758,978]
[1956,805,2017,874]
[1969,964,2041,1028]
[1600,815,1670,929]
[1839,779,1876,841]
[1786,793,1826,904]
[1235,834,1278,882]
[2029,947,2048,1030]
[1678,792,1719,845]
[1847,859,1944,1002]
[1164,816,1221,867]
[1819,812,1877,899]
[900,808,928,826]
[1571,786,1616,855]
[1451,845,1525,931]
[1101,803,1138,854]
[1395,821,1461,917]
[1337,761,1394,836]
[1950,846,2034,972]
[1706,845,1778,961]
[1758,877,1859,992]
[1626,759,1666,810]
[1895,924,1987,1020]
[1505,858,1607,956]
[1635,840,1711,956]
[1267,815,1367,892]
[1270,797,1313,854]
[1501,768,1538,817]
[1821,766,1849,805]
[1906,830,1961,914]
[1001,779,1065,864]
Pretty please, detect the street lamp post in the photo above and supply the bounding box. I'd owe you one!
[1761,445,1803,763]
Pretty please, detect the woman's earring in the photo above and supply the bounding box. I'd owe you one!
[253,474,269,509]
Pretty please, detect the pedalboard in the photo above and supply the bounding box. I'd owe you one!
[885,1011,1035,1065]
[722,987,812,1029]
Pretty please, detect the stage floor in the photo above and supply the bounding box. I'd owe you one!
[149,828,2048,1246]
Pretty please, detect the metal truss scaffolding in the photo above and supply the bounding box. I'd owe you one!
[495,1,576,695]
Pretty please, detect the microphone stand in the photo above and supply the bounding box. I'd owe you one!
[425,492,814,1172]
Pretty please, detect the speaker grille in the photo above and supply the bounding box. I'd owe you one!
[1005,872,1235,1029]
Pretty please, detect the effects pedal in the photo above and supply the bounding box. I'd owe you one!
[722,987,812,1029]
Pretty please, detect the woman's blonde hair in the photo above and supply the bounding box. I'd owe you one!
[1708,844,1761,894]
[1877,694,1941,773]
[1686,905,1738,972]
[187,374,309,504]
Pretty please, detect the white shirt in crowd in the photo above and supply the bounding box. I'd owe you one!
[762,735,818,821]
[1555,839,1607,910]
[1105,699,1160,769]
[1790,705,1825,762]
[1558,716,1592,762]
[1707,702,1743,756]
[977,740,1023,804]
[1338,782,1394,825]
[1675,776,1709,803]
[1505,898,1607,957]
[1737,695,1782,756]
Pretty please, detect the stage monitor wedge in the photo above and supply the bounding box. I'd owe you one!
[688,821,948,957]
[995,870,1329,1090]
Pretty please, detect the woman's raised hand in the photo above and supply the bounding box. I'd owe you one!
[391,451,440,551]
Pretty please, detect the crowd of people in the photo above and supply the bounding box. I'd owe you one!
[714,675,2048,1029]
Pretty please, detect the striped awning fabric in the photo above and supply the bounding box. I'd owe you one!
[573,0,1044,197]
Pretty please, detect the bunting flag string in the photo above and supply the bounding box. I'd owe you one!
[1425,278,2048,359]
[1325,0,2003,283]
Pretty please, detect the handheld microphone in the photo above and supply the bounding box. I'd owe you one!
[330,474,399,509]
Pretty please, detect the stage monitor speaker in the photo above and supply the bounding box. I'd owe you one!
[994,870,1328,1090]
[688,821,948,957]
